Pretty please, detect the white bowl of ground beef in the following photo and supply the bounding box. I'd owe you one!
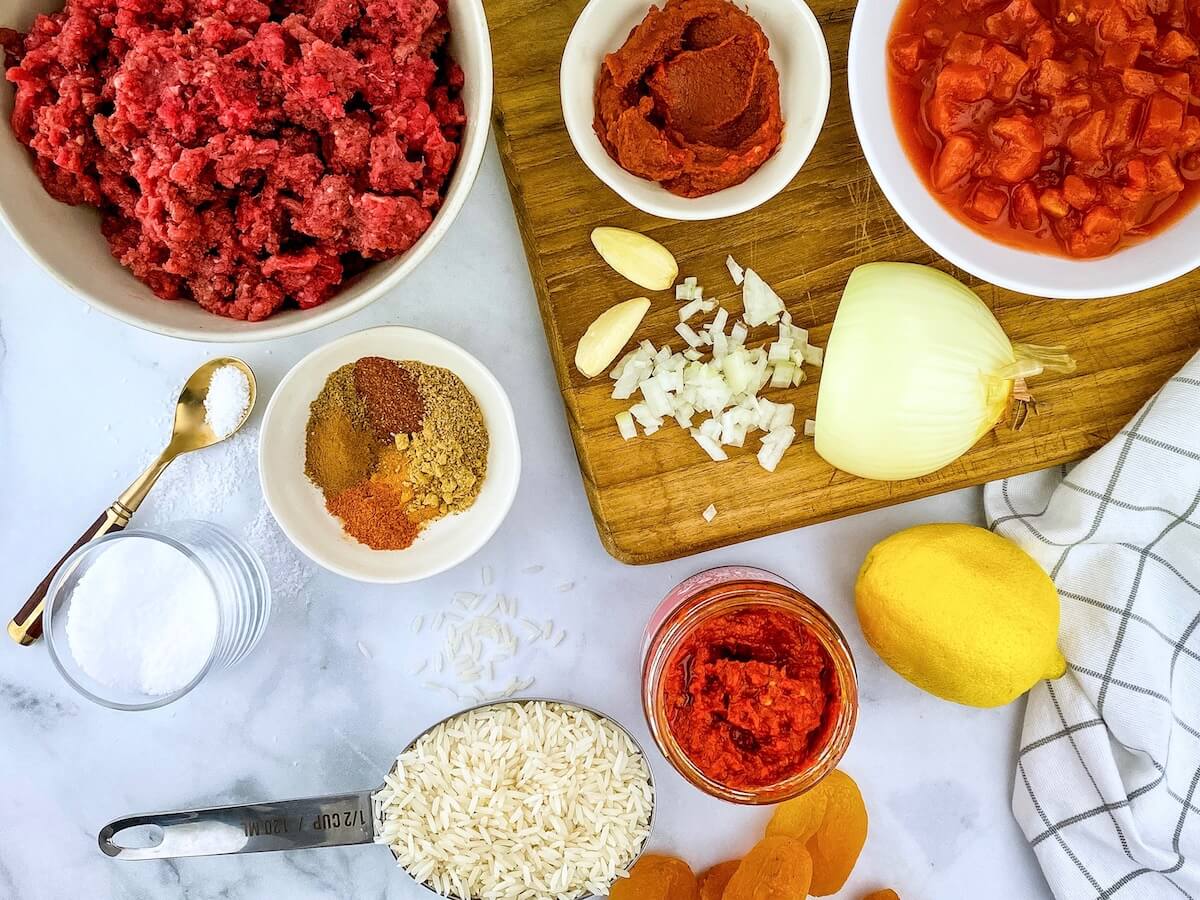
[0,0,492,342]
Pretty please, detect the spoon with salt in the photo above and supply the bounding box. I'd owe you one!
[8,357,256,646]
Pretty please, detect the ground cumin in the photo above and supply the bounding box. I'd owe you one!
[397,362,489,516]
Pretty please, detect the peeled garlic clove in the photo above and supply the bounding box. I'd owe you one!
[575,297,651,378]
[591,227,678,291]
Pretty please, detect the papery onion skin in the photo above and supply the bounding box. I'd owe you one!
[814,263,1017,481]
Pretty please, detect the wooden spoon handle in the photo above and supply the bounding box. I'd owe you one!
[8,507,128,646]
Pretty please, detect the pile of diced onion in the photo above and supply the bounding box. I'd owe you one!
[611,257,822,473]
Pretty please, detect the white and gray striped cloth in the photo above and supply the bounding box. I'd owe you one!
[985,351,1200,900]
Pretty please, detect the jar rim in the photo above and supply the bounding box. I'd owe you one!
[641,572,859,804]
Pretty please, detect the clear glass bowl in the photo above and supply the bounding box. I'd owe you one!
[641,566,858,805]
[44,520,271,711]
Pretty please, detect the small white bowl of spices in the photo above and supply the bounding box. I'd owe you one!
[259,326,521,583]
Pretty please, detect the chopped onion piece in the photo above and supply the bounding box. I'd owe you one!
[792,366,807,387]
[676,323,704,348]
[679,298,706,322]
[691,429,728,461]
[612,360,647,400]
[710,307,729,335]
[757,425,796,472]
[683,348,702,362]
[804,418,817,437]
[610,349,637,380]
[802,344,825,366]
[639,379,673,418]
[655,369,683,393]
[629,403,661,429]
[730,322,748,346]
[616,411,637,440]
[742,268,785,327]
[770,362,795,388]
[721,350,752,395]
[768,338,793,362]
[726,255,745,286]
[698,418,722,441]
[771,403,795,430]
[711,331,729,361]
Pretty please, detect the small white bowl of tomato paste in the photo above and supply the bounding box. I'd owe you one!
[850,0,1200,299]
[561,0,831,221]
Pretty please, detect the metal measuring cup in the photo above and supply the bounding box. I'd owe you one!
[98,698,657,898]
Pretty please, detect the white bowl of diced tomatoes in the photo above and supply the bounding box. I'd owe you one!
[849,0,1200,299]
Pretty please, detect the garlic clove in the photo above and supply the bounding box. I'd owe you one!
[575,297,652,379]
[591,227,678,291]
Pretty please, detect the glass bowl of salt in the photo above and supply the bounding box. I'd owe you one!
[43,521,271,711]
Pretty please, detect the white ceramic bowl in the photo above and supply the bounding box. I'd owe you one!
[0,0,492,341]
[848,0,1200,299]
[259,326,520,583]
[561,0,830,221]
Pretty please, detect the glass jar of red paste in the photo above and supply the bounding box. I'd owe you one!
[642,566,858,804]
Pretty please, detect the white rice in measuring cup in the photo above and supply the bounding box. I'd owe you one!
[372,700,653,900]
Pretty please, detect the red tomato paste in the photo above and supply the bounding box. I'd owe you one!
[662,605,840,789]
[593,0,784,198]
[0,0,465,320]
[888,0,1200,258]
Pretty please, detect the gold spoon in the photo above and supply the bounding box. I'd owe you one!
[8,357,257,646]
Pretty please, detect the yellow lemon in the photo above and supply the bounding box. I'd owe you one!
[855,523,1066,708]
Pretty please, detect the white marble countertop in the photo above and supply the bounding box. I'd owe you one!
[0,141,1052,900]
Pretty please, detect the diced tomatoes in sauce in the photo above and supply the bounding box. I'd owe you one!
[888,0,1200,258]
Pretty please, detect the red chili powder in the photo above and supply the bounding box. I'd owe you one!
[663,606,840,789]
[326,481,419,551]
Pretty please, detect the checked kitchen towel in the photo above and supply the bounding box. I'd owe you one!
[985,351,1200,900]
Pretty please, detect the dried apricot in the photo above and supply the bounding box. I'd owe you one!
[611,855,701,900]
[863,891,901,900]
[721,836,812,900]
[806,771,869,896]
[698,860,741,900]
[765,784,829,843]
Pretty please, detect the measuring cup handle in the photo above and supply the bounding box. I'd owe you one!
[98,791,377,860]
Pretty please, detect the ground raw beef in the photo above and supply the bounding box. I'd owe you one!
[0,0,465,320]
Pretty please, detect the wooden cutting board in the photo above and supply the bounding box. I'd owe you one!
[485,0,1200,565]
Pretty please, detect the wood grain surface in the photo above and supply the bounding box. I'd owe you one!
[485,0,1200,565]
